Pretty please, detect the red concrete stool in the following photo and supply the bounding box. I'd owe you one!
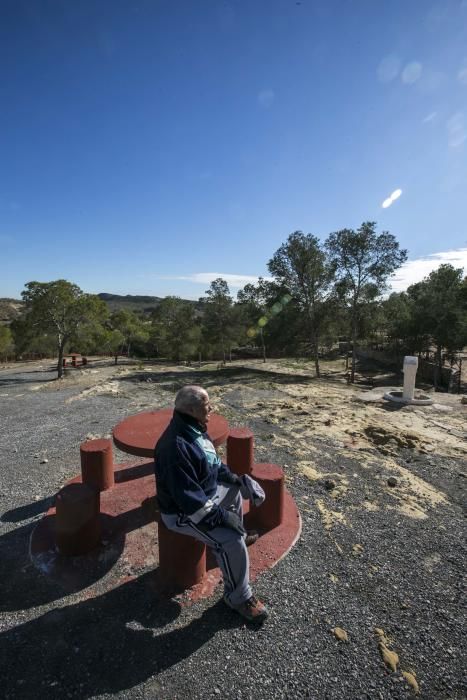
[71,355,77,367]
[55,483,100,555]
[226,428,254,475]
[249,463,285,530]
[157,517,206,589]
[80,438,114,491]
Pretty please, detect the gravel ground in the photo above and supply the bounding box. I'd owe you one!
[0,359,466,699]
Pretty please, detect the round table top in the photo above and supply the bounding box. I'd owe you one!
[112,408,230,458]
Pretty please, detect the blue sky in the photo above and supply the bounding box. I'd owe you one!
[1,0,466,300]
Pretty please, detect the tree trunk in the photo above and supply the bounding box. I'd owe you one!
[435,344,443,389]
[57,341,65,379]
[260,327,266,363]
[314,338,320,378]
[351,318,357,383]
[114,354,118,365]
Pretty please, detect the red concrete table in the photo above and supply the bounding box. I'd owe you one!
[112,408,229,457]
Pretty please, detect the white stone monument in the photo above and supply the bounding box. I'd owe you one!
[383,355,433,405]
[402,356,418,401]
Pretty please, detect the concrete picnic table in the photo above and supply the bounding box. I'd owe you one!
[112,407,230,458]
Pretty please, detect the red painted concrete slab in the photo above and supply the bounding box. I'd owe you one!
[30,459,301,605]
[113,409,229,457]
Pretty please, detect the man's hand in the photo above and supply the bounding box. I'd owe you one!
[222,510,246,536]
[218,472,242,486]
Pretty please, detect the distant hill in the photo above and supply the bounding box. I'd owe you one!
[97,293,200,315]
[0,298,24,325]
[0,293,199,325]
[98,293,163,313]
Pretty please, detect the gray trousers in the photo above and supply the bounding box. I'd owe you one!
[161,483,252,606]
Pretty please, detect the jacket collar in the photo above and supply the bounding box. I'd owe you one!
[172,409,206,435]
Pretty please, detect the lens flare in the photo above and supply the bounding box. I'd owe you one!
[271,303,282,314]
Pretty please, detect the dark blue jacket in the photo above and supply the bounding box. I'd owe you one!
[154,411,237,529]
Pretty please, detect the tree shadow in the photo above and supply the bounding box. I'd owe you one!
[0,572,249,698]
[0,369,57,387]
[118,366,318,391]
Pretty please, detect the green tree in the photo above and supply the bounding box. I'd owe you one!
[236,278,272,362]
[268,232,336,377]
[406,265,467,382]
[383,291,429,356]
[326,222,407,382]
[10,314,56,359]
[95,328,126,362]
[200,278,235,363]
[21,280,108,377]
[109,309,149,364]
[151,297,201,362]
[0,325,14,359]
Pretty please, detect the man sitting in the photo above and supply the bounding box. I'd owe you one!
[154,385,268,623]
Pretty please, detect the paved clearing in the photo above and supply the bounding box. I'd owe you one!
[0,358,466,699]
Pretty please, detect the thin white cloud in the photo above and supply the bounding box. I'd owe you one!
[161,272,273,288]
[390,247,467,292]
[381,188,403,209]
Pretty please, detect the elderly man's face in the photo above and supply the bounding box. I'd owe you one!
[191,391,213,426]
